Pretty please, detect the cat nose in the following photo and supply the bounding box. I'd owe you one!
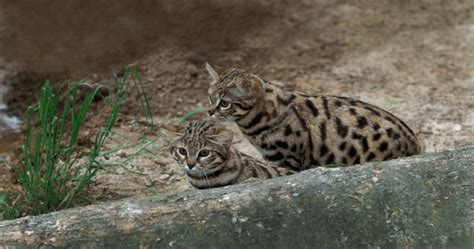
[186,159,197,169]
[208,106,217,116]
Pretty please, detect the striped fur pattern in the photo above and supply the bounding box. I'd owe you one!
[161,120,293,189]
[206,64,422,170]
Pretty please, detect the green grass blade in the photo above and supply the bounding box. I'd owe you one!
[176,107,206,124]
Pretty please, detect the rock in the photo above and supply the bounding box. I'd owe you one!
[159,174,170,181]
[117,150,127,158]
[0,145,472,248]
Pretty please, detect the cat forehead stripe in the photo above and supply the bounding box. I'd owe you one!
[188,121,213,136]
[221,68,245,82]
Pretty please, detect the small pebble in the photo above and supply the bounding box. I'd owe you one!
[117,150,127,158]
[159,174,170,181]
[452,124,462,132]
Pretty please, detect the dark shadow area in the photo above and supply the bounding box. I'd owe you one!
[0,0,274,76]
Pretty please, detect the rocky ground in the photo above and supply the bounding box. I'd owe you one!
[0,0,473,203]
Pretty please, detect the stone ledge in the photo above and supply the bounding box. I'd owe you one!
[0,146,472,248]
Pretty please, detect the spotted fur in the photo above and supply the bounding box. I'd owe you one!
[161,120,293,189]
[206,64,422,170]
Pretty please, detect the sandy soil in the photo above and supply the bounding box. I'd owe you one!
[0,0,473,203]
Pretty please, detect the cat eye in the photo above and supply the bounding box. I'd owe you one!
[177,147,187,156]
[198,149,210,158]
[219,99,231,109]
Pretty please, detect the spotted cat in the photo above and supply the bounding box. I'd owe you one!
[161,120,294,189]
[206,63,422,170]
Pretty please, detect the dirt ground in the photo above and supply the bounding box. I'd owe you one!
[0,0,473,204]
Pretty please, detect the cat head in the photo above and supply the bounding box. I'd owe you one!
[206,63,265,122]
[161,120,234,178]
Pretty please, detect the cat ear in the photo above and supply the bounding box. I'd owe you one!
[205,62,219,83]
[250,74,266,91]
[231,77,250,97]
[209,129,234,147]
[160,128,183,143]
[232,75,265,98]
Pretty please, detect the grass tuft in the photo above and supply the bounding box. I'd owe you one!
[113,65,154,132]
[0,66,150,219]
